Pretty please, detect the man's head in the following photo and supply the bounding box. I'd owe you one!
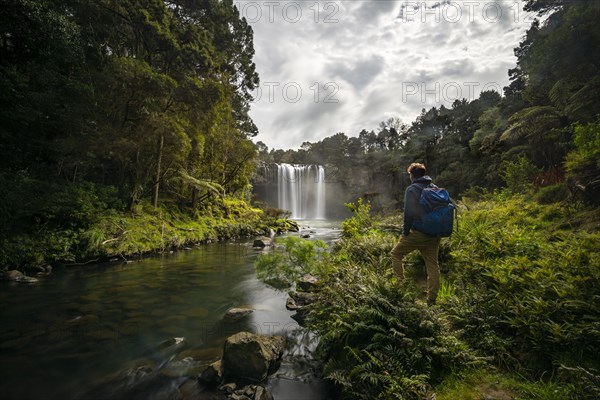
[407,163,426,181]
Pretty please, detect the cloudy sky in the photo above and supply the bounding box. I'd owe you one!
[236,0,535,150]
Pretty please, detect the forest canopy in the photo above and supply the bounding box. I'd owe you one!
[0,0,258,208]
[0,0,262,265]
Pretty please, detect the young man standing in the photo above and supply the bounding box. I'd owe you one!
[391,163,441,305]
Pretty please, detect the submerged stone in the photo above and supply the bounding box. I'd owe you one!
[2,270,38,283]
[224,307,253,321]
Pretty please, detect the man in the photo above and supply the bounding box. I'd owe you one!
[391,163,441,305]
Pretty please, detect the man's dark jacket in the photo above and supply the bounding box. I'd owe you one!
[403,175,433,236]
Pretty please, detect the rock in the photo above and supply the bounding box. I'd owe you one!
[157,337,187,358]
[219,382,236,394]
[252,238,272,248]
[254,385,274,400]
[296,274,319,292]
[23,265,46,274]
[222,332,285,383]
[243,385,254,396]
[199,360,223,387]
[288,221,300,232]
[159,336,185,349]
[285,296,300,311]
[225,385,273,400]
[301,234,311,238]
[2,270,38,283]
[3,270,23,281]
[291,307,310,325]
[178,379,203,400]
[288,290,318,306]
[224,307,253,321]
[230,393,251,400]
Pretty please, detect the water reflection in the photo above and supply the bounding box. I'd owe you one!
[0,220,340,399]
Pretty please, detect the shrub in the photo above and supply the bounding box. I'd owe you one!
[255,236,329,288]
[500,156,540,194]
[341,198,373,239]
[534,183,570,204]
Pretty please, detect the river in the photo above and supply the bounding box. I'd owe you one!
[0,220,340,400]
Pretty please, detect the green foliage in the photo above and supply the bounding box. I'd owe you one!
[0,173,120,266]
[445,197,600,375]
[500,156,540,194]
[303,194,599,398]
[335,230,397,273]
[341,198,373,239]
[566,120,600,204]
[0,0,265,266]
[436,368,576,400]
[308,254,482,399]
[255,236,329,288]
[534,183,570,204]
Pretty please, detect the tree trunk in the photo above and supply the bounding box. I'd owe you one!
[153,133,164,208]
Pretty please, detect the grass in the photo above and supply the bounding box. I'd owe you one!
[436,368,576,400]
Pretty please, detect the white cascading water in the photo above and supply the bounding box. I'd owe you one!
[277,164,326,219]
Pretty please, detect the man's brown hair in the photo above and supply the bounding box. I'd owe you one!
[407,163,426,177]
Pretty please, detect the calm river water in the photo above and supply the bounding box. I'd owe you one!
[0,220,340,400]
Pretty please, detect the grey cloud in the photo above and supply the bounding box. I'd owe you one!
[272,99,344,135]
[244,0,533,150]
[439,59,475,77]
[355,0,399,25]
[329,56,386,91]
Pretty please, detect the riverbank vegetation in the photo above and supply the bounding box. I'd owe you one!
[1,192,295,268]
[256,189,600,399]
[0,0,273,268]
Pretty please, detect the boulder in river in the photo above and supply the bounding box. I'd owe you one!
[252,238,272,248]
[2,270,38,283]
[285,296,300,311]
[198,360,223,387]
[222,332,285,383]
[224,307,254,322]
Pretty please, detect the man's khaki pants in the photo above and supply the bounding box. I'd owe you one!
[391,230,441,302]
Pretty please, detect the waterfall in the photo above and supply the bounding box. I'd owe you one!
[276,164,326,220]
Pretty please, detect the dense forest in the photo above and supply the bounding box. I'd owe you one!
[0,0,279,267]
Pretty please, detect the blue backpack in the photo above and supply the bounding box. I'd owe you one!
[412,186,455,237]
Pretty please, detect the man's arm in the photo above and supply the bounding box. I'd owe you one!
[403,185,420,236]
